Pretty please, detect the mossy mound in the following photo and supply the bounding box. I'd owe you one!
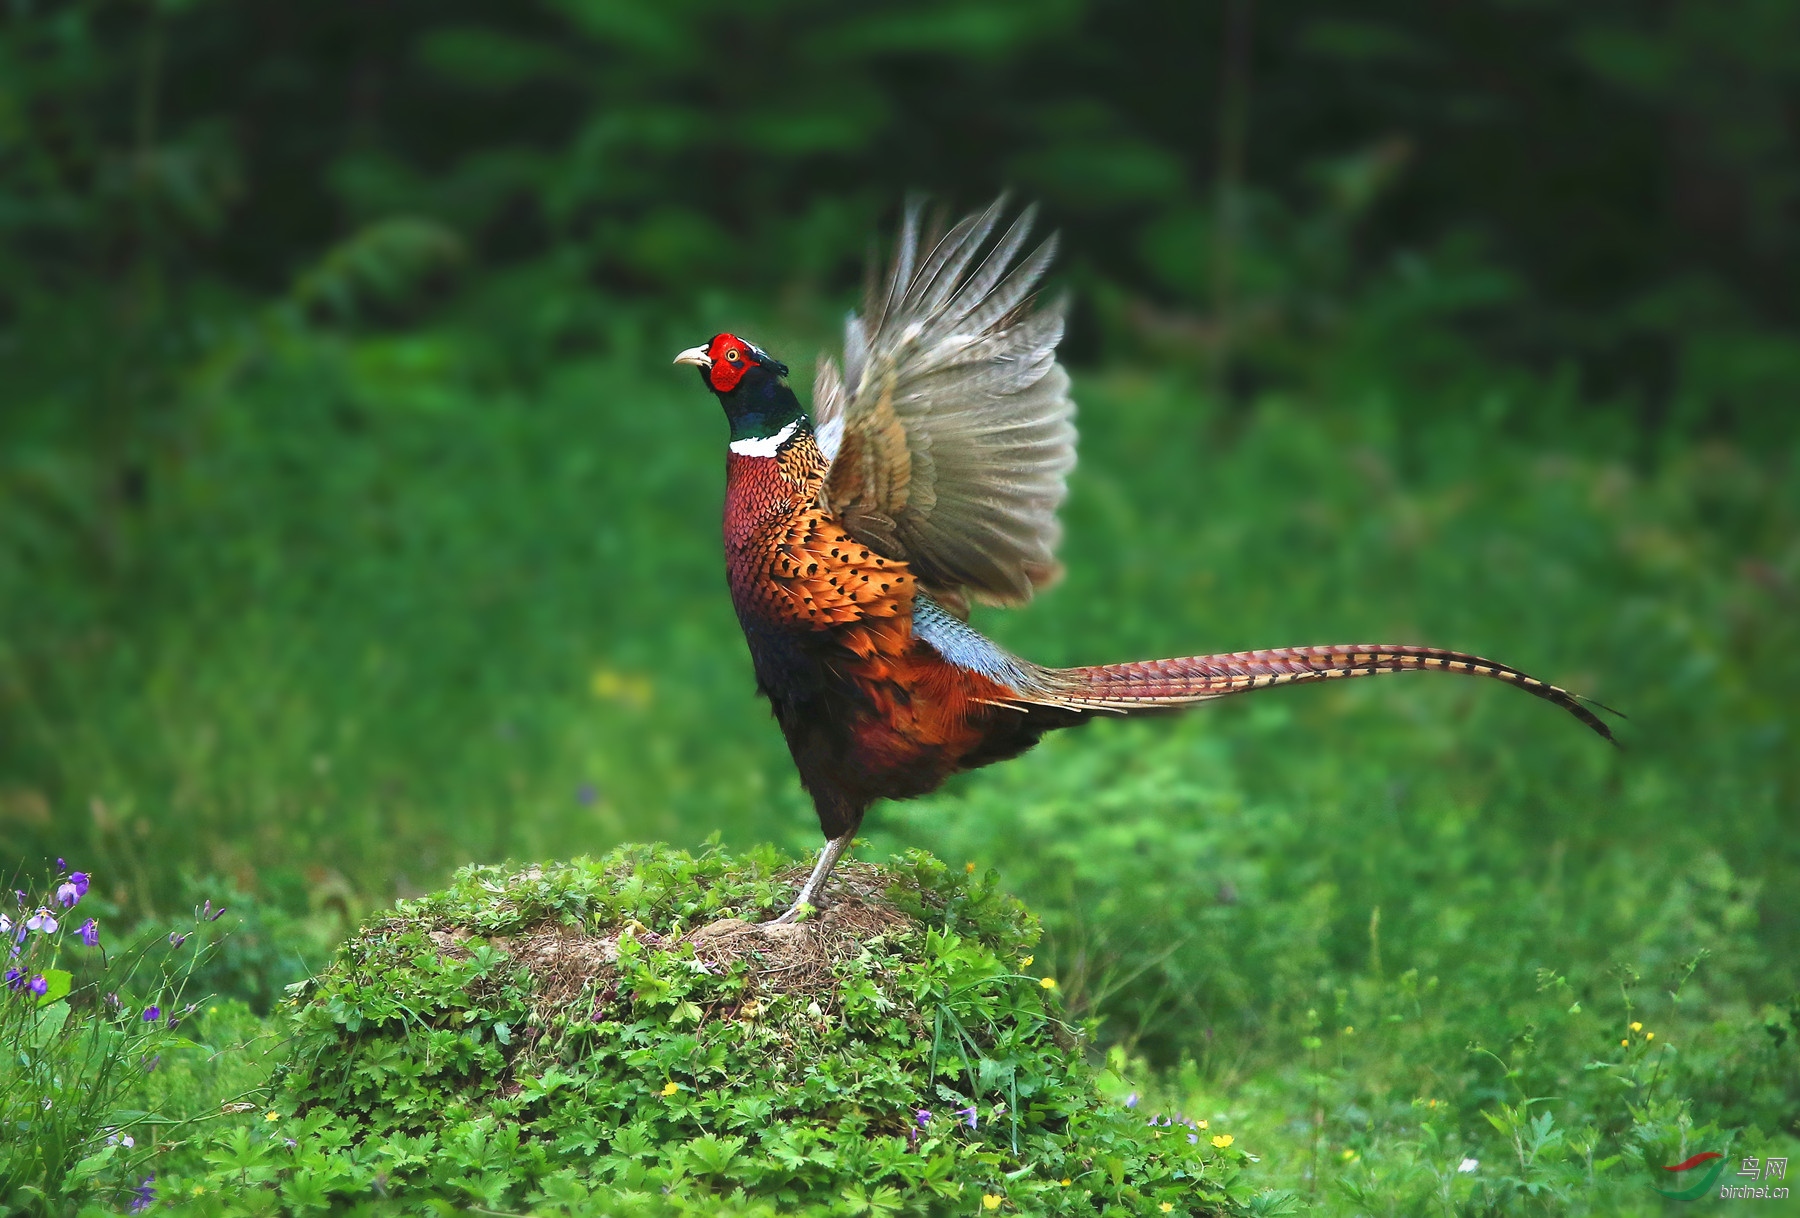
[271,844,1255,1216]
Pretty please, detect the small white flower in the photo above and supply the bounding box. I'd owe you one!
[26,908,57,934]
[0,914,11,934]
[1458,1158,1479,1174]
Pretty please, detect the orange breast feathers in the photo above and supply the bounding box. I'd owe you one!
[723,438,1019,776]
[758,508,917,626]
[724,443,918,629]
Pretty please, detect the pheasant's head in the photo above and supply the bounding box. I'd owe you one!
[673,333,789,394]
[674,333,805,451]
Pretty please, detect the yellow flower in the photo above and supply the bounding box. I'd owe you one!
[591,668,653,709]
[1059,1178,1072,1187]
[966,862,977,873]
[1196,1119,1208,1129]
[1039,977,1057,990]
[1343,1026,1355,1035]
[1630,1021,1642,1031]
[192,1186,206,1196]
[1341,1148,1359,1161]
[1646,1031,1655,1040]
[1020,955,1033,968]
[208,1006,218,1014]
[265,1111,280,1122]
[1621,1038,1629,1046]
[1211,1134,1234,1149]
[981,1194,1002,1210]
[660,1081,679,1097]
[1160,1204,1175,1213]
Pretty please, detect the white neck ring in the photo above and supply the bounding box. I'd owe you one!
[728,419,799,457]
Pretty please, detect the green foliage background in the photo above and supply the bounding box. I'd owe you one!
[1,0,1796,1212]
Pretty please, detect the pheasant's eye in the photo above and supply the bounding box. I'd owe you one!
[725,348,741,362]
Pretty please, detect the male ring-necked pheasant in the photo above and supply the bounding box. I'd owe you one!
[676,199,1614,924]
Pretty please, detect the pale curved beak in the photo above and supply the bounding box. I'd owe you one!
[672,345,712,369]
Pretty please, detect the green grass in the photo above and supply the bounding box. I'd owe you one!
[2,295,1797,1212]
[128,846,1265,1216]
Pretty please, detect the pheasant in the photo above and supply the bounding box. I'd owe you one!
[675,199,1615,924]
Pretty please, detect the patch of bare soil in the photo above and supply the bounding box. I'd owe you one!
[496,861,917,1025]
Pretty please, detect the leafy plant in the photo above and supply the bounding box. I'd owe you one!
[147,844,1274,1215]
[0,862,226,1214]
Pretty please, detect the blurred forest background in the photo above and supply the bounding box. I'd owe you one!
[2,0,1797,1208]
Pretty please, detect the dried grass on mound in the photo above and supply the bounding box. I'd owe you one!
[488,861,915,1031]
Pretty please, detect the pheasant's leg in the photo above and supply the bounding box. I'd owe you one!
[770,832,855,924]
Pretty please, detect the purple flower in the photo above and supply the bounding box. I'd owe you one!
[141,1054,161,1073]
[26,908,57,934]
[142,1005,161,1023]
[56,858,65,872]
[201,899,227,922]
[77,919,99,947]
[27,974,47,997]
[956,1105,978,1130]
[57,873,90,906]
[0,914,10,935]
[914,1109,933,1129]
[128,1175,156,1213]
[1125,1092,1139,1109]
[5,967,24,991]
[1189,1133,1200,1144]
[168,932,189,948]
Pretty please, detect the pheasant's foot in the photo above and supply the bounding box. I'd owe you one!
[767,900,812,926]
[762,831,855,926]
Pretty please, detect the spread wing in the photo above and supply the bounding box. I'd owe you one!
[813,198,1077,609]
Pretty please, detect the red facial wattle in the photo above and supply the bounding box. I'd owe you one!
[707,333,751,393]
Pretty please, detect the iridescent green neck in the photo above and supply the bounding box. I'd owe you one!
[721,371,808,448]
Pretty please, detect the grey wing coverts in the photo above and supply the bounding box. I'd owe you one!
[812,198,1078,609]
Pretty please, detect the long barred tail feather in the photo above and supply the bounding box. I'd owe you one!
[1026,645,1617,744]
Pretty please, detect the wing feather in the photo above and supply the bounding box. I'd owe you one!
[912,203,1002,320]
[813,355,847,462]
[821,200,1077,608]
